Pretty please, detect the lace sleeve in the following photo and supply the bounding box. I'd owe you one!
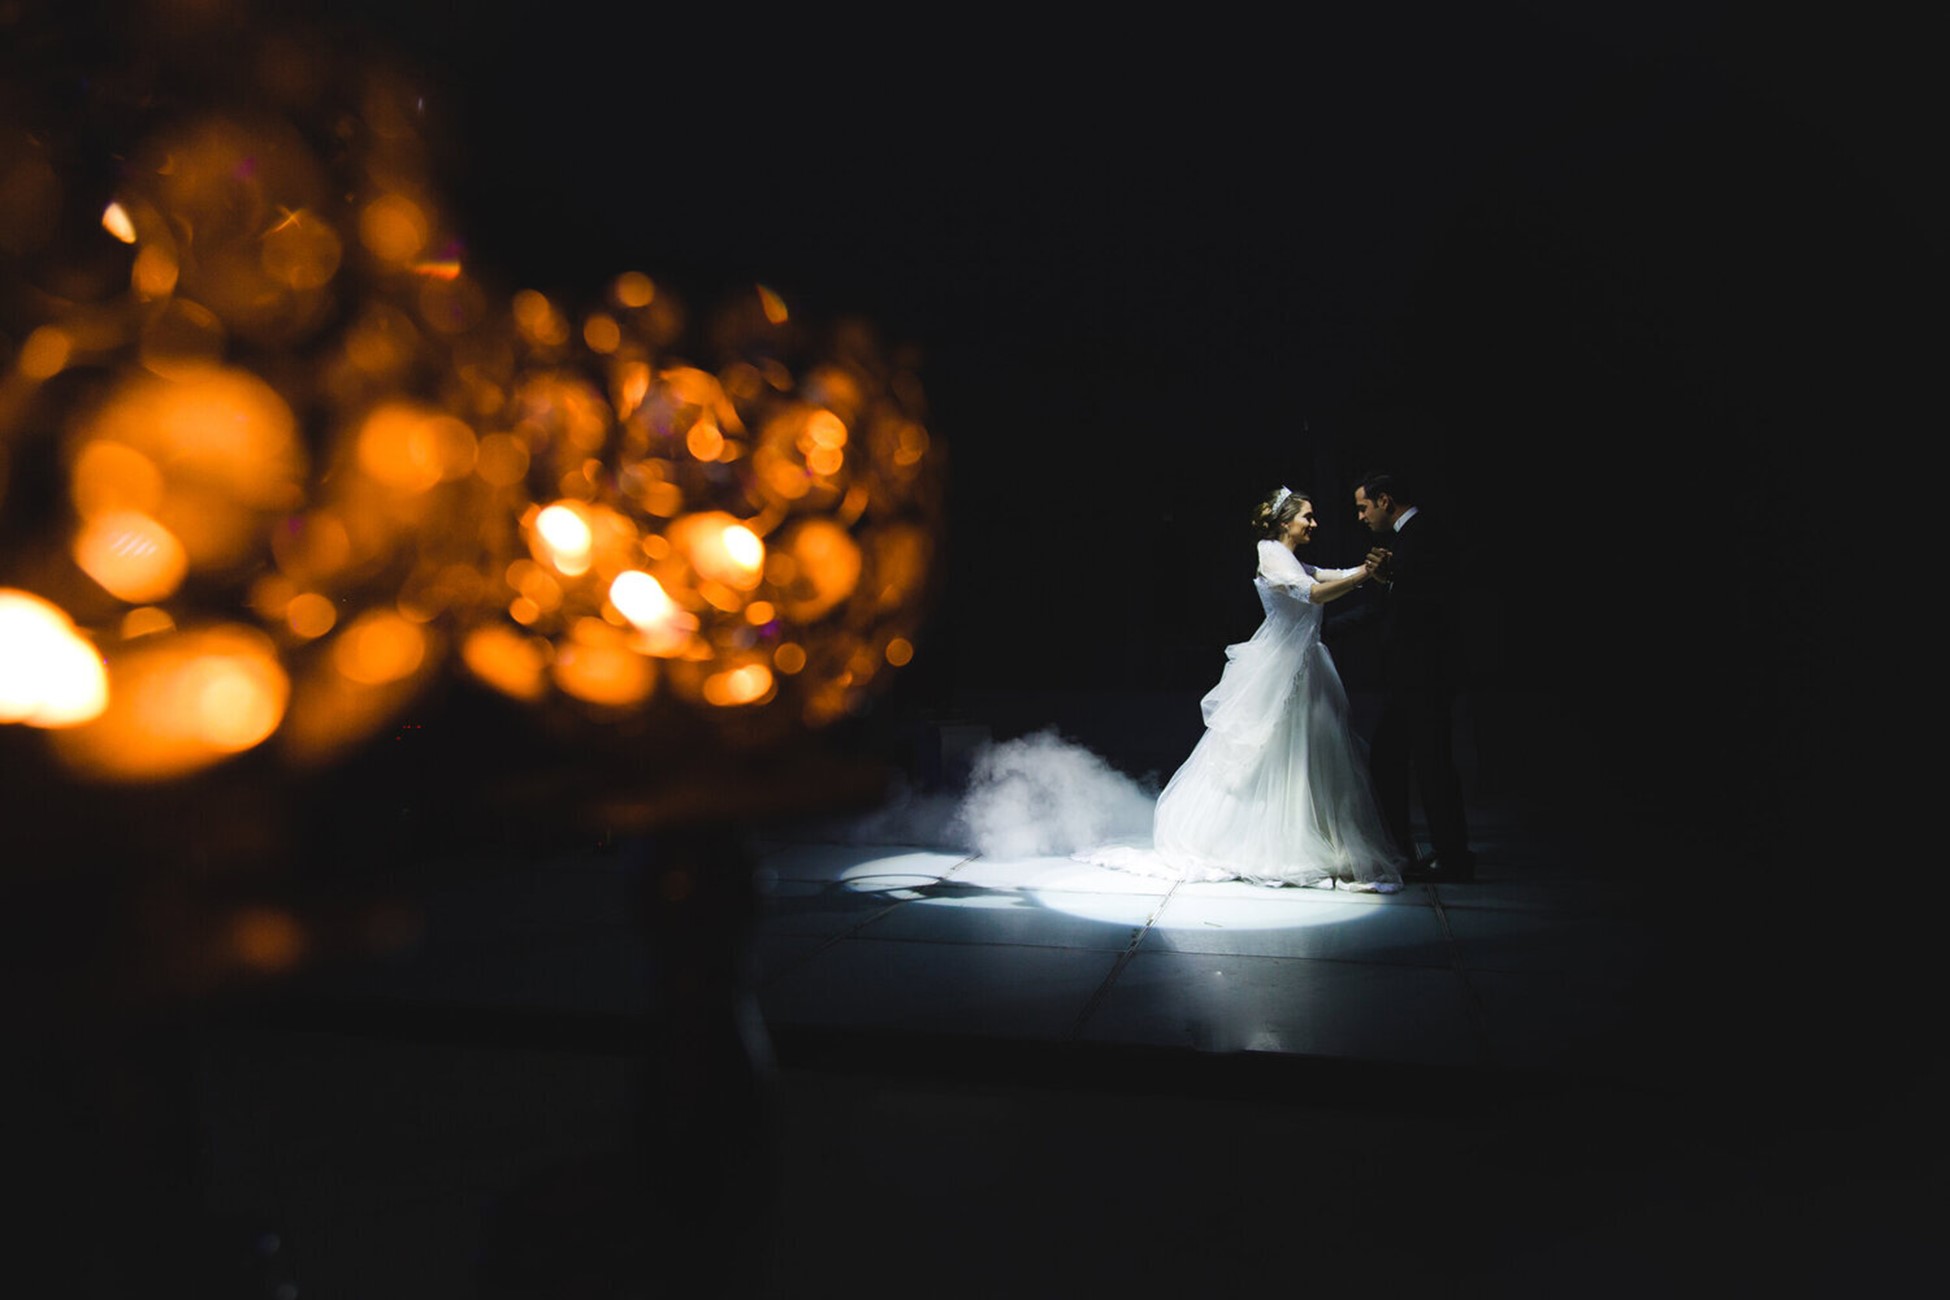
[1256,540,1315,597]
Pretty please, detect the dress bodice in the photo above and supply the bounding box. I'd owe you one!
[1254,539,1356,636]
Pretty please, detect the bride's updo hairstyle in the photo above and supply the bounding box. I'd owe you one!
[1251,486,1310,540]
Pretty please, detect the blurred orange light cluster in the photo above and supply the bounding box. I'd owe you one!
[442,274,940,736]
[0,3,942,786]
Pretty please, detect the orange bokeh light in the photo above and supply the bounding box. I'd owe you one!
[120,606,176,640]
[609,569,678,628]
[669,513,766,592]
[685,420,726,461]
[773,643,807,675]
[70,440,165,520]
[73,510,190,603]
[75,365,307,570]
[131,244,181,298]
[474,433,531,488]
[259,208,342,290]
[52,625,288,780]
[285,592,338,639]
[609,570,697,657]
[230,906,307,972]
[532,502,596,576]
[552,619,655,707]
[777,517,861,621]
[359,194,430,264]
[461,624,550,701]
[702,661,774,707]
[355,402,477,492]
[18,325,72,380]
[333,610,427,685]
[0,590,109,728]
[613,272,656,308]
[100,201,137,243]
[4,51,942,778]
[805,410,847,448]
[583,313,622,354]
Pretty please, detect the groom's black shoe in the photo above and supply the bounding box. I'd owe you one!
[1402,853,1475,883]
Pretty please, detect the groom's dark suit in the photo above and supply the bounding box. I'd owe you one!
[1356,507,1474,875]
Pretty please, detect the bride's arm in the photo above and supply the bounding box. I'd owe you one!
[1258,542,1374,604]
[1306,562,1379,604]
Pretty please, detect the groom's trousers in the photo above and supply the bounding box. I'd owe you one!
[1369,680,1471,866]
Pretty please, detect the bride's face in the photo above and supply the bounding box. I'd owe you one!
[1279,500,1317,549]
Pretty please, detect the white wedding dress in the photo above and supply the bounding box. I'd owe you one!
[1076,539,1406,891]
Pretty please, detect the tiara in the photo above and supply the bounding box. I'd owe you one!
[1272,486,1293,510]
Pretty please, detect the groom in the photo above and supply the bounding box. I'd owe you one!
[1348,471,1476,882]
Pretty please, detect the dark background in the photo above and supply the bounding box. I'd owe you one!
[360,1,1932,850]
[5,0,1921,983]
[3,7,1940,1287]
[6,0,1936,1101]
[5,5,1928,845]
[350,0,1936,1080]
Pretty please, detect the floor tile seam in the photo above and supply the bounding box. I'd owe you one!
[759,880,980,908]
[752,942,830,990]
[827,927,1140,955]
[971,890,1174,906]
[830,881,1179,954]
[780,930,1150,963]
[750,899,915,989]
[1060,879,1181,1044]
[1429,889,1499,1067]
[940,878,1175,898]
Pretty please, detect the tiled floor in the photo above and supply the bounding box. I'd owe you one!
[747,827,1664,1082]
[158,816,1939,1298]
[282,819,1669,1083]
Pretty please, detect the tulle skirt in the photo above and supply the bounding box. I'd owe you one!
[1078,638,1405,890]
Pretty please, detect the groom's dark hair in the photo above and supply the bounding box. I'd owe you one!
[1355,470,1411,506]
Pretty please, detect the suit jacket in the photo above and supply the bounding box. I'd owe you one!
[1341,510,1465,692]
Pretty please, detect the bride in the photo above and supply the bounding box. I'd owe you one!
[1078,486,1406,891]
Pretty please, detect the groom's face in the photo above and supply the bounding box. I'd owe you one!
[1354,488,1391,533]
